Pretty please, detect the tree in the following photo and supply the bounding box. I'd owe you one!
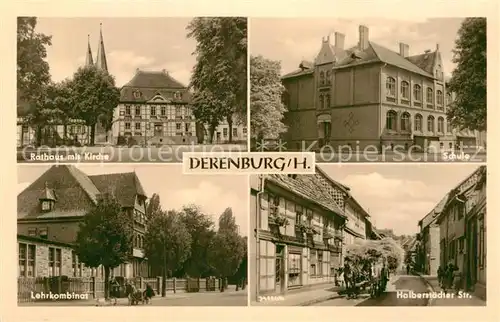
[144,210,192,296]
[17,17,53,146]
[250,55,287,141]
[233,236,247,291]
[207,208,245,291]
[187,17,247,143]
[70,65,120,145]
[74,194,133,299]
[190,90,225,143]
[44,80,75,142]
[447,18,487,131]
[177,204,216,278]
[145,193,162,220]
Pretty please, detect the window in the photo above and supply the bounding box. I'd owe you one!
[135,123,141,130]
[426,88,434,104]
[325,94,330,109]
[28,228,37,237]
[319,95,324,109]
[185,123,190,133]
[326,70,331,84]
[437,117,444,133]
[295,204,303,224]
[133,91,141,99]
[437,90,444,106]
[401,81,409,99]
[38,227,48,239]
[19,243,26,277]
[318,251,323,276]
[386,110,397,131]
[125,122,131,130]
[160,106,166,116]
[401,113,410,131]
[175,91,182,100]
[413,84,422,101]
[415,114,423,131]
[386,77,396,97]
[72,252,79,277]
[223,128,228,137]
[125,105,131,116]
[310,250,317,276]
[427,116,435,132]
[243,128,247,135]
[135,106,141,116]
[41,201,51,211]
[27,245,35,277]
[150,106,156,116]
[320,71,325,85]
[233,128,238,137]
[176,123,181,131]
[446,119,452,133]
[175,106,182,116]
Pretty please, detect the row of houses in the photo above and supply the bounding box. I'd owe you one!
[415,165,486,301]
[18,165,151,279]
[281,25,486,151]
[249,167,382,299]
[17,25,247,148]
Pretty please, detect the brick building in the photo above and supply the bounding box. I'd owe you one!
[281,25,485,152]
[17,165,149,278]
[249,167,375,300]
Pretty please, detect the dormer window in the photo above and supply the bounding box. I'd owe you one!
[133,91,141,99]
[40,182,56,212]
[174,91,182,100]
[41,201,52,211]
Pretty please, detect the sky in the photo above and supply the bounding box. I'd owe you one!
[17,165,248,236]
[320,164,483,236]
[35,17,197,87]
[250,18,465,77]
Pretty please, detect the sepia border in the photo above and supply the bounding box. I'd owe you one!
[1,0,499,322]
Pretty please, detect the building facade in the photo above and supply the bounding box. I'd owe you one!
[250,168,374,300]
[17,165,149,278]
[281,25,485,152]
[203,117,248,144]
[113,69,196,146]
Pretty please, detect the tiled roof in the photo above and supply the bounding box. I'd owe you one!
[120,70,191,103]
[266,172,346,219]
[89,172,146,208]
[18,165,146,220]
[282,68,314,79]
[407,52,437,74]
[419,193,450,228]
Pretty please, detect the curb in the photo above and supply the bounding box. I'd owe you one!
[415,273,436,306]
[300,294,343,306]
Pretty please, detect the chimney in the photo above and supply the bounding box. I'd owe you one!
[399,43,409,57]
[436,43,440,51]
[358,25,369,50]
[335,32,345,50]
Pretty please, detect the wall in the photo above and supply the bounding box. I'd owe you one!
[18,238,74,277]
[428,224,440,276]
[18,220,82,244]
[332,65,381,107]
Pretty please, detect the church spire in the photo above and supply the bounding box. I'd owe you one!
[85,34,94,66]
[95,23,108,72]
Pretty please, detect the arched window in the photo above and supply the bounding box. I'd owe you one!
[415,114,423,132]
[401,81,409,99]
[446,119,452,133]
[326,70,331,84]
[320,71,325,85]
[325,94,330,109]
[386,77,396,97]
[386,110,397,131]
[413,84,422,101]
[437,90,444,105]
[427,115,435,133]
[319,95,324,109]
[437,117,444,133]
[401,112,411,131]
[426,88,434,104]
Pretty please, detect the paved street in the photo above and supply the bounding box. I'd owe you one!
[17,144,247,163]
[20,290,247,306]
[315,151,486,163]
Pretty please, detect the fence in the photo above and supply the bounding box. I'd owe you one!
[18,276,221,303]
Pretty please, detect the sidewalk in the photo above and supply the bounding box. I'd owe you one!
[417,273,486,306]
[252,283,343,306]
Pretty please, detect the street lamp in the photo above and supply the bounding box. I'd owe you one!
[255,175,266,302]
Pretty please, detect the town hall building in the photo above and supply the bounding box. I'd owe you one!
[281,25,485,152]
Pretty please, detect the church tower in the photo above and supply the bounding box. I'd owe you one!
[85,34,94,66]
[95,23,108,72]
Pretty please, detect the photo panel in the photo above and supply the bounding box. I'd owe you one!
[17,164,248,306]
[249,164,487,306]
[249,18,487,163]
[17,17,248,163]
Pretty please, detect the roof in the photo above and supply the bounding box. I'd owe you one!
[265,172,347,219]
[419,193,450,229]
[120,70,191,103]
[18,234,74,248]
[18,165,146,220]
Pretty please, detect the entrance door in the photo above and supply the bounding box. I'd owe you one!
[275,245,285,293]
